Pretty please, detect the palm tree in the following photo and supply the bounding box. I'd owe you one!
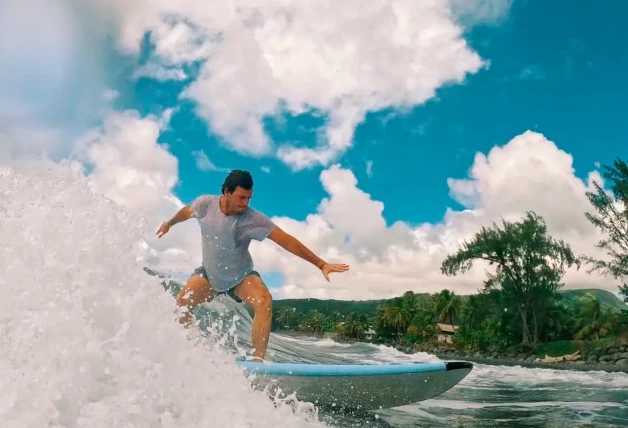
[275,307,297,329]
[431,289,462,325]
[299,310,328,334]
[373,291,419,338]
[341,313,371,340]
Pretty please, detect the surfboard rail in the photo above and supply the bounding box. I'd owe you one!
[235,360,450,376]
[236,360,473,410]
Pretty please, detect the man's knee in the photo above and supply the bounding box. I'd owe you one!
[258,287,272,309]
[176,275,213,308]
[239,274,273,309]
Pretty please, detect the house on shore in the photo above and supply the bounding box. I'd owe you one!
[435,323,459,343]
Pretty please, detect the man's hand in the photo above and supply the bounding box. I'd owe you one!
[156,205,194,238]
[320,262,350,282]
[156,221,171,238]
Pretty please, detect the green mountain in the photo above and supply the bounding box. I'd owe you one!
[560,288,627,312]
[272,288,627,319]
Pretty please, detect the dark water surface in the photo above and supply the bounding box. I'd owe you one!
[218,300,628,428]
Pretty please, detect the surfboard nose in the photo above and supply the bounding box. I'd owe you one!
[445,361,473,371]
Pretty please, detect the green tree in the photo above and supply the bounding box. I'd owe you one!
[373,300,411,339]
[298,310,328,333]
[274,307,298,330]
[441,211,579,344]
[572,293,614,340]
[430,289,462,325]
[581,158,628,306]
[373,291,433,340]
[338,312,371,340]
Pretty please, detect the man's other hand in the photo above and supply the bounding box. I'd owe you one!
[156,222,171,238]
[320,262,350,282]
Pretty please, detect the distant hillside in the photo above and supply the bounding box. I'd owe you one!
[560,289,627,312]
[272,297,392,318]
[273,288,627,318]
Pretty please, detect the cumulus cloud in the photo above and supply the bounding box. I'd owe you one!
[72,109,203,274]
[448,0,513,27]
[249,131,611,300]
[192,150,229,173]
[85,0,494,169]
[73,109,178,209]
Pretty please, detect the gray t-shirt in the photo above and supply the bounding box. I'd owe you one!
[190,194,276,292]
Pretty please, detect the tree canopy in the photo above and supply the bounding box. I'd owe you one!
[582,157,628,304]
[440,211,579,344]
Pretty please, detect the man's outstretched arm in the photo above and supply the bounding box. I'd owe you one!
[157,205,193,238]
[267,227,350,281]
[268,227,326,268]
[167,205,194,227]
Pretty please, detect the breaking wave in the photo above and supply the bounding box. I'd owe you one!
[0,159,328,428]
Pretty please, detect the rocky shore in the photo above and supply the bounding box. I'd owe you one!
[396,342,628,373]
[278,330,628,373]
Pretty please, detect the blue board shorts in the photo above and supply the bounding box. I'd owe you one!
[192,266,260,304]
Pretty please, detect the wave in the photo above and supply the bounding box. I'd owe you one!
[0,159,328,428]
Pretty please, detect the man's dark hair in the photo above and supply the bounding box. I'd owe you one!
[221,169,253,194]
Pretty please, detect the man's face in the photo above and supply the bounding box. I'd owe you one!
[225,186,252,213]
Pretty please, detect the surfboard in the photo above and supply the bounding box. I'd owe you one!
[235,359,473,410]
[144,267,473,410]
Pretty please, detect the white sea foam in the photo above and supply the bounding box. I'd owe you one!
[416,399,625,411]
[0,159,328,428]
[466,363,628,389]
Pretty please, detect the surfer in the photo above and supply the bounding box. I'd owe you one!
[156,169,349,361]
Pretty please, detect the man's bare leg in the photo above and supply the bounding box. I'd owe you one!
[176,274,216,327]
[233,274,273,361]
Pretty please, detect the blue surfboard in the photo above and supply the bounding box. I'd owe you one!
[145,268,473,410]
[235,360,473,410]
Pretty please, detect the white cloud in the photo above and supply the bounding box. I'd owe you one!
[133,63,187,81]
[192,150,229,173]
[85,0,498,169]
[73,109,178,209]
[72,109,203,274]
[248,131,612,300]
[448,0,513,27]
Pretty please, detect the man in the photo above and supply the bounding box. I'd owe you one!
[156,169,349,361]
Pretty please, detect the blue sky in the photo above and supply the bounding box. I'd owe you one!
[110,0,626,226]
[2,0,627,299]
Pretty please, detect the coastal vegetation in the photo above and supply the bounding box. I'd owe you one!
[271,158,628,362]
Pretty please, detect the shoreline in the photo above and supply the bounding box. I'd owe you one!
[430,352,628,373]
[274,331,628,373]
[396,345,628,374]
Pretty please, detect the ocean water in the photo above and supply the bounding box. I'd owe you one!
[1,159,627,428]
[221,315,628,427]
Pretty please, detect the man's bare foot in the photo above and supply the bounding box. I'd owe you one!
[241,355,265,363]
